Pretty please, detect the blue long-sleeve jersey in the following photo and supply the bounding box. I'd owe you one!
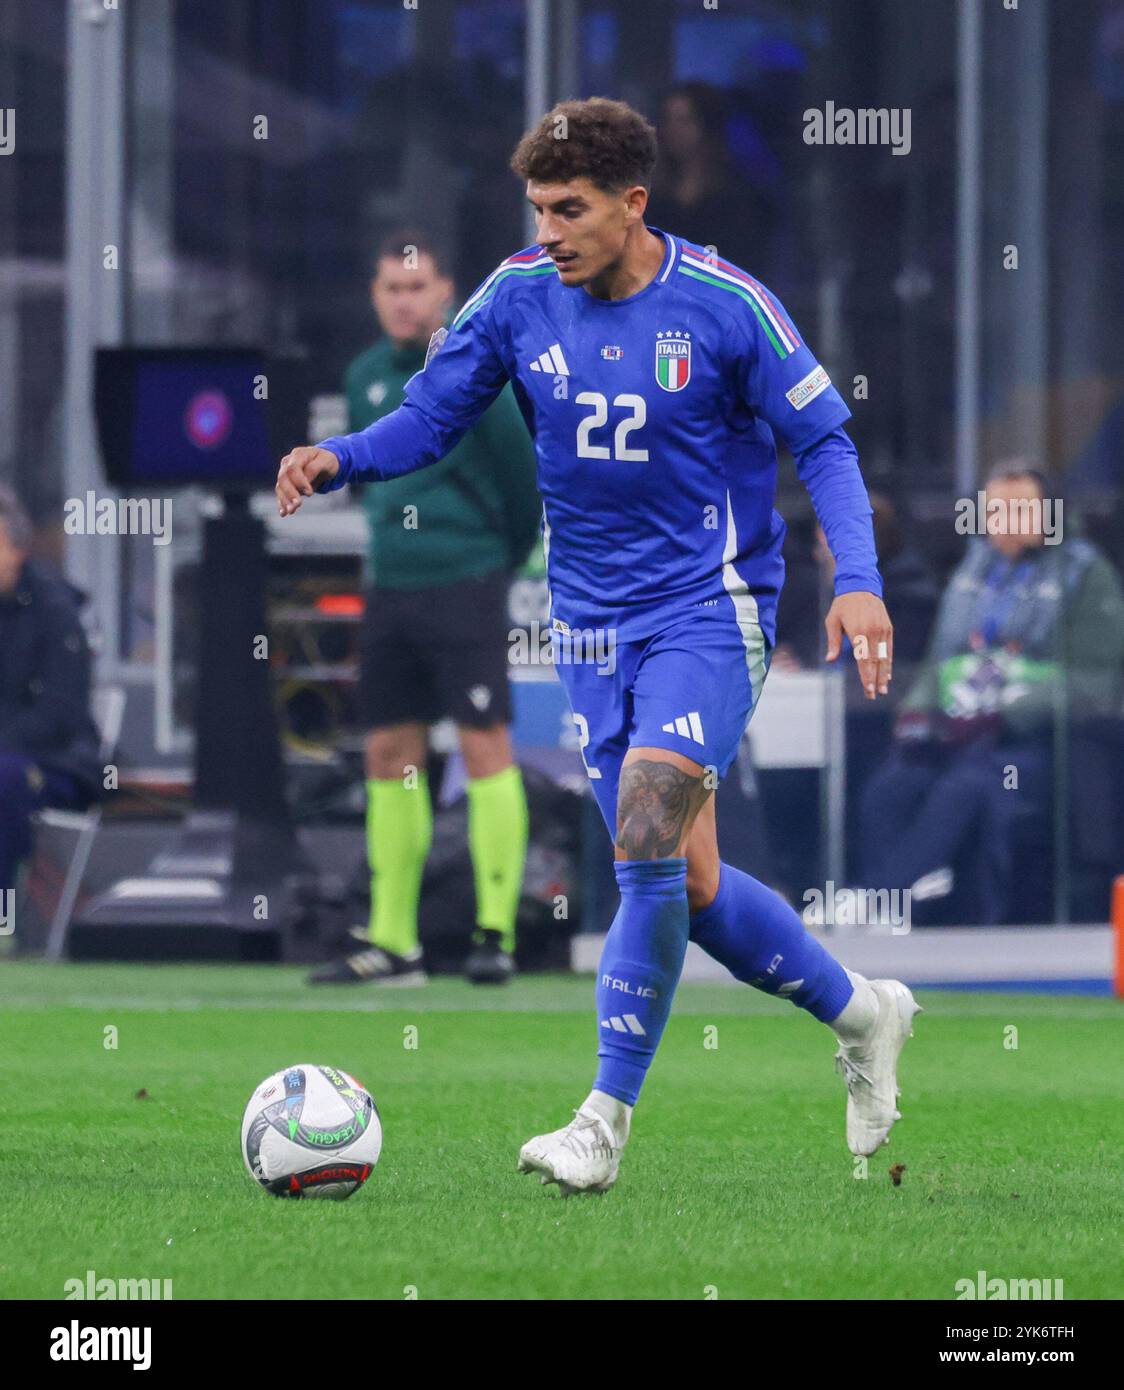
[318,228,881,645]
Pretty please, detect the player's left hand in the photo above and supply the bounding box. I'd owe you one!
[824,592,892,699]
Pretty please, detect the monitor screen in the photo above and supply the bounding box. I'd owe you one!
[95,348,308,491]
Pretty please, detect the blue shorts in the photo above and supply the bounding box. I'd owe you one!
[551,601,771,837]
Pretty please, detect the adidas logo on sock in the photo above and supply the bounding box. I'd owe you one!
[528,343,569,376]
[660,711,705,744]
[600,1014,647,1035]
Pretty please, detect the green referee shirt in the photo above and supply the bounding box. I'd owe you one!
[344,332,542,589]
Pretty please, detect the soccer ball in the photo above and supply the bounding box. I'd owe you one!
[241,1064,382,1200]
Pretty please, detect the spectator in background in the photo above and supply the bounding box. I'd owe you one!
[646,81,775,272]
[864,494,939,667]
[309,230,542,988]
[0,487,101,906]
[859,462,1124,923]
[773,493,938,671]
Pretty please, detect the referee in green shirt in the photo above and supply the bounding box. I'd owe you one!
[311,231,542,986]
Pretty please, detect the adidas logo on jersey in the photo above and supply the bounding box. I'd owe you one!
[661,711,705,744]
[528,343,569,376]
[600,1014,647,1036]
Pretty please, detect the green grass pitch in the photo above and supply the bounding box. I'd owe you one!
[2,961,1121,1300]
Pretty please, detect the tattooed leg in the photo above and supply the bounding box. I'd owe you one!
[615,753,711,860]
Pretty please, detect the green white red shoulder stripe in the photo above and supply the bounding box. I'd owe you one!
[453,249,553,329]
[677,247,801,359]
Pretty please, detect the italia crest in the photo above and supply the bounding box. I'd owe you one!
[655,331,691,391]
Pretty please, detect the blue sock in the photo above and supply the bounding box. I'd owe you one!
[689,862,853,1022]
[593,858,690,1106]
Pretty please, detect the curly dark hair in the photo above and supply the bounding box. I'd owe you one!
[510,98,659,193]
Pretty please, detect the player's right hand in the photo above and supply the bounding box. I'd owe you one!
[275,446,340,516]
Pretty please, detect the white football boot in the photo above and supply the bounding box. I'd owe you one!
[834,978,922,1156]
[517,1107,623,1196]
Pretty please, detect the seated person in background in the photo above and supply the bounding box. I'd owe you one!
[772,492,938,672]
[859,462,1124,923]
[0,487,101,907]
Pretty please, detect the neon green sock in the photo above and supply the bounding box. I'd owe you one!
[366,773,432,957]
[466,764,528,955]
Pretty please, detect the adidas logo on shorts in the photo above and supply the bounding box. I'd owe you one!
[661,711,705,744]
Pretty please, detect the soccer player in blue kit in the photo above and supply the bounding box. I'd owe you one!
[276,99,920,1196]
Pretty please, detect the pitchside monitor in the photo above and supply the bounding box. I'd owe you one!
[95,347,308,492]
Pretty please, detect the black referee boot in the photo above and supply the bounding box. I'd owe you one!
[464,929,514,986]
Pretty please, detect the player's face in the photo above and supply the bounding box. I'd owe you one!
[371,254,453,346]
[527,178,643,286]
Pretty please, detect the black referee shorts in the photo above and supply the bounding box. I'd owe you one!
[358,569,514,730]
